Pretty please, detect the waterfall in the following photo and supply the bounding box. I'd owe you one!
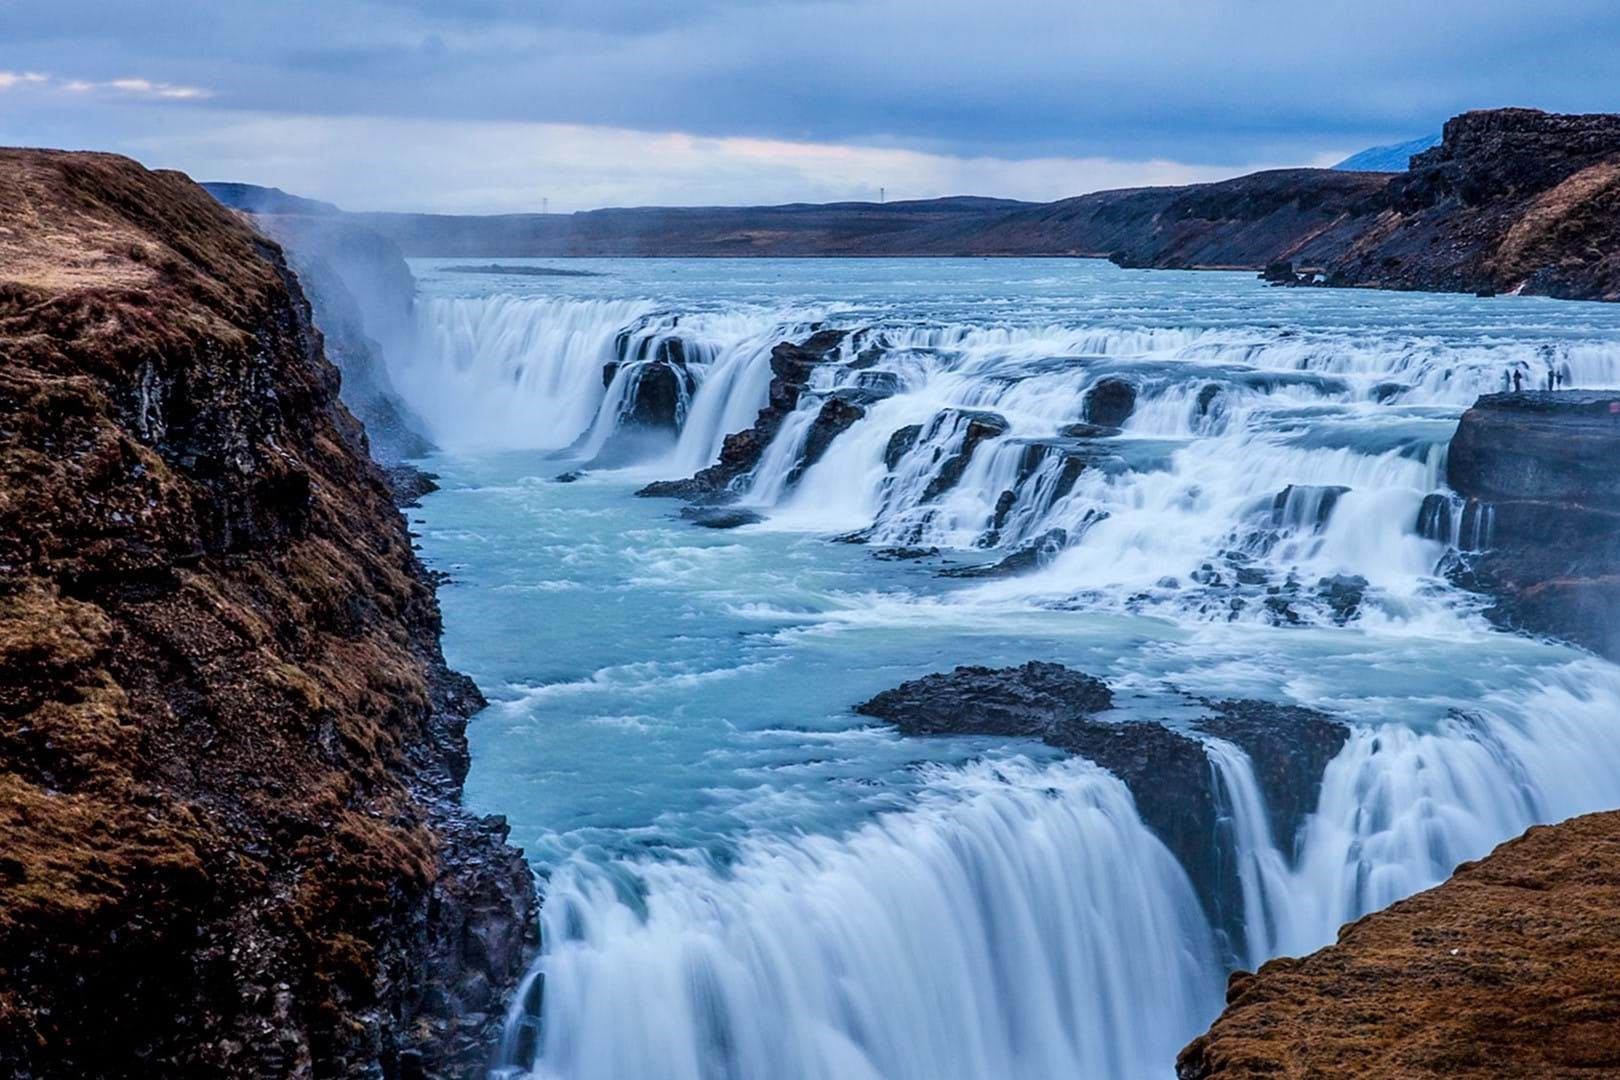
[391,272,1620,1079]
[500,759,1221,1080]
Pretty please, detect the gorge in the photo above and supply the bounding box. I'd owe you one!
[5,107,1620,1080]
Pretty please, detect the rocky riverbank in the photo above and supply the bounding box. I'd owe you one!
[0,150,534,1077]
[1177,809,1620,1079]
[1445,391,1620,660]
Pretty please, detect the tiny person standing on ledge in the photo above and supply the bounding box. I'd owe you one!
[1513,368,1523,393]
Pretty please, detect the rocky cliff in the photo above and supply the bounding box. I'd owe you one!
[1177,809,1620,1079]
[0,149,534,1077]
[1445,391,1620,660]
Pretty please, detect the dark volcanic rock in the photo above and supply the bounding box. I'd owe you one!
[940,528,1069,578]
[1057,421,1121,439]
[857,662,1348,961]
[0,150,535,1079]
[785,394,867,486]
[1083,377,1137,427]
[1444,391,1620,659]
[872,545,940,561]
[854,661,1113,738]
[1317,574,1369,624]
[920,410,1010,502]
[884,423,924,469]
[638,330,848,501]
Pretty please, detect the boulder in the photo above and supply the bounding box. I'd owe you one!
[1083,377,1137,427]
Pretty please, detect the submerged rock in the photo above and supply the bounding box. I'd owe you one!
[680,506,766,529]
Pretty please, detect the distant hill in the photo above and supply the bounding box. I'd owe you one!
[1332,135,1441,172]
[207,109,1620,301]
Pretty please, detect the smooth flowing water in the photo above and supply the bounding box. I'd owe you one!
[392,259,1620,1079]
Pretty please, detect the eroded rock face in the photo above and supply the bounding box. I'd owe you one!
[0,150,535,1078]
[1445,391,1620,659]
[855,662,1347,960]
[637,330,848,501]
[1178,809,1620,1080]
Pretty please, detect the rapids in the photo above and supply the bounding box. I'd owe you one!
[392,258,1620,1078]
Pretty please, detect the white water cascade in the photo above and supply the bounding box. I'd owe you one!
[395,267,1620,1080]
[503,759,1221,1080]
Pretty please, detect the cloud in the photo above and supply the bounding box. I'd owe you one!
[0,70,212,100]
[118,110,1326,213]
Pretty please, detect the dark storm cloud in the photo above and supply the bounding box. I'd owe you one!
[4,0,1619,164]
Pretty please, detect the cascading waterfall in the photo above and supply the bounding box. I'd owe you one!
[396,264,1620,1079]
[502,759,1221,1080]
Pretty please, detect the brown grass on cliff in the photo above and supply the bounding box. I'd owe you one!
[0,149,467,1075]
[1178,809,1620,1079]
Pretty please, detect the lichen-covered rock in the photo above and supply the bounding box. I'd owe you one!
[0,149,534,1079]
[1178,810,1620,1080]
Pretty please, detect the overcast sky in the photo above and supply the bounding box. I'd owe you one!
[2,1,1615,212]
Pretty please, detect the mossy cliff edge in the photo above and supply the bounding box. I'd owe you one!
[0,149,534,1078]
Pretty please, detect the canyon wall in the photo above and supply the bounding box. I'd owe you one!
[0,150,533,1078]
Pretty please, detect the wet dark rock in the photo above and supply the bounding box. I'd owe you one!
[786,395,867,486]
[853,370,903,397]
[1415,493,1455,541]
[387,465,441,509]
[1083,377,1138,427]
[884,424,924,470]
[1316,574,1369,623]
[680,507,766,529]
[872,546,939,561]
[554,470,585,484]
[1057,421,1121,439]
[1372,381,1408,404]
[941,528,1068,578]
[1196,383,1225,419]
[920,411,1010,502]
[857,662,1348,964]
[854,661,1113,738]
[638,330,848,502]
[1445,392,1620,659]
[1271,484,1349,531]
[1261,260,1297,283]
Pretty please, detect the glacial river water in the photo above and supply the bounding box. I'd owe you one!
[391,258,1620,1079]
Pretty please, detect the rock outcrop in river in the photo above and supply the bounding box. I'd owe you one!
[0,150,534,1077]
[1445,391,1620,660]
[856,662,1348,961]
